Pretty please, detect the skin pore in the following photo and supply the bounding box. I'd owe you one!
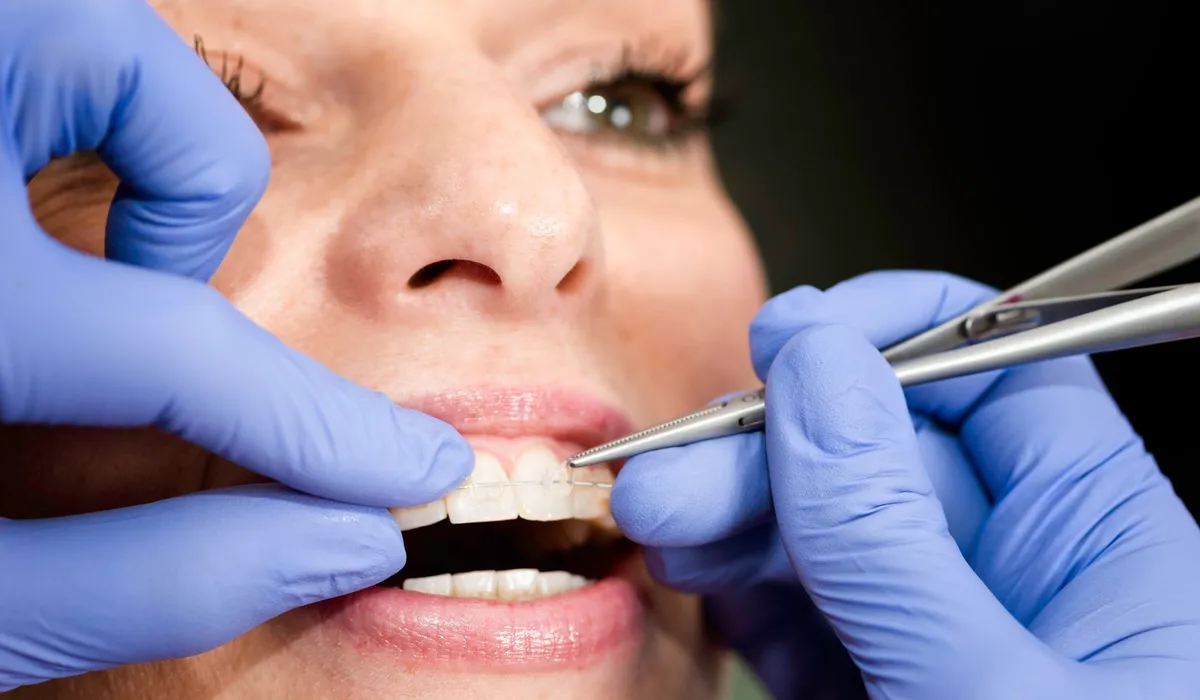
[2,0,768,698]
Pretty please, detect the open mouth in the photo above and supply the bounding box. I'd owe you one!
[382,518,635,598]
[317,393,651,669]
[383,437,634,601]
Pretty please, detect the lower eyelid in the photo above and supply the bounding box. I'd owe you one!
[554,130,707,183]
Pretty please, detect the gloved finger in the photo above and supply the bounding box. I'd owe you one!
[0,485,403,690]
[620,419,989,591]
[956,357,1141,512]
[2,0,267,280]
[764,324,1093,699]
[749,270,1005,424]
[704,588,866,700]
[0,239,472,508]
[642,526,795,593]
[911,415,989,557]
[611,432,770,548]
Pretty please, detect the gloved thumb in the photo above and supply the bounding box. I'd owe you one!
[764,324,1081,699]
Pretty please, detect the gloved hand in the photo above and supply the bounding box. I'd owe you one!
[0,1,471,690]
[613,271,1200,699]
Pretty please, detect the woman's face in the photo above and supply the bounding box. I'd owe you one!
[4,1,766,698]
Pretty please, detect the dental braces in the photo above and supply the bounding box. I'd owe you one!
[452,479,613,491]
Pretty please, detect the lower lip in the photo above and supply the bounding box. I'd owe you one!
[316,575,646,671]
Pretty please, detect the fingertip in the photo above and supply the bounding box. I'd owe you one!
[765,323,928,525]
[612,433,769,547]
[767,323,907,427]
[611,448,696,546]
[0,486,407,675]
[750,285,825,380]
[389,408,474,506]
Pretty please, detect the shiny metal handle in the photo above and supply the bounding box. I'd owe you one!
[892,283,1200,386]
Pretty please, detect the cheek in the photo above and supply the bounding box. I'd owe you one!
[597,178,767,409]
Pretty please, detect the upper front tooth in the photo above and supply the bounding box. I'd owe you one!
[514,446,574,521]
[571,465,614,520]
[446,451,518,524]
[390,500,448,531]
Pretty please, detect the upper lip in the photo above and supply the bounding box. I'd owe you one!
[401,387,635,449]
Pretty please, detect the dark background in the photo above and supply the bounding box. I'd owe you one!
[711,0,1199,511]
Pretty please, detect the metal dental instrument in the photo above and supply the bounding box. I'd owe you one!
[566,195,1200,469]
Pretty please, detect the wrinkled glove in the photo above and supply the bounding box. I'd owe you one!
[613,270,1200,700]
[0,0,471,690]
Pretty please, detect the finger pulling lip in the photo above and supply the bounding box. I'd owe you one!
[402,387,636,449]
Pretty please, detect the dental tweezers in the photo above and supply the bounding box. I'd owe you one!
[566,195,1200,468]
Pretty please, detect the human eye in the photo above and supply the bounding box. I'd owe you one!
[540,44,725,151]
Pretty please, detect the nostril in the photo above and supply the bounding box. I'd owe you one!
[555,260,590,294]
[407,259,502,289]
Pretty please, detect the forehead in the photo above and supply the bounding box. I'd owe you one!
[151,0,712,52]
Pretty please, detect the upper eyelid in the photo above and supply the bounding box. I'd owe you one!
[191,37,709,132]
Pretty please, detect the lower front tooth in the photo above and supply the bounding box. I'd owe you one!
[401,570,595,599]
[497,569,541,601]
[403,573,452,595]
[536,571,572,597]
[452,570,498,598]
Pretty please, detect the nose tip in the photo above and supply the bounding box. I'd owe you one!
[328,168,601,320]
[395,181,600,311]
[324,56,602,320]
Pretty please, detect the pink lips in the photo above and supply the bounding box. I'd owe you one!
[406,387,636,446]
[323,577,646,670]
[313,387,646,670]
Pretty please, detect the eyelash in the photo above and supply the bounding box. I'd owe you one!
[192,35,732,147]
[583,43,728,147]
[194,36,266,109]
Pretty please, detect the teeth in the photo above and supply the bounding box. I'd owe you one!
[536,571,572,597]
[403,569,593,600]
[561,520,591,547]
[497,569,541,601]
[571,465,613,519]
[514,446,573,521]
[390,500,448,530]
[451,571,498,598]
[394,447,616,531]
[446,452,519,524]
[402,573,452,595]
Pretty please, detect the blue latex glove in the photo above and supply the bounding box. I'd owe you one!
[0,1,472,690]
[613,271,1200,699]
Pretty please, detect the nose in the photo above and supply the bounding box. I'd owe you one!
[327,48,601,320]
